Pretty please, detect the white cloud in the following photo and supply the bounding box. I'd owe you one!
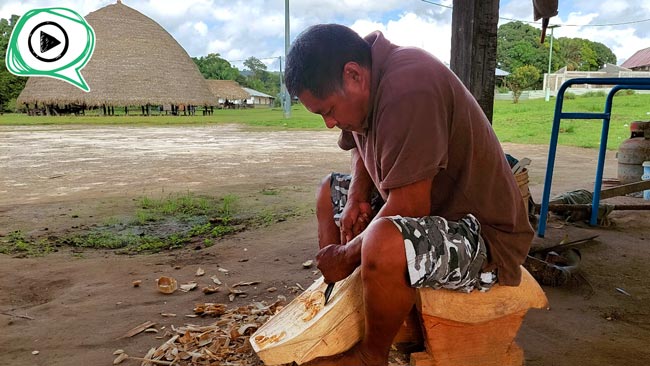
[193,21,208,36]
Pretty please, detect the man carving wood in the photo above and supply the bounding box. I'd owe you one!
[284,24,533,366]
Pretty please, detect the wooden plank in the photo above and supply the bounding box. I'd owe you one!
[600,180,650,199]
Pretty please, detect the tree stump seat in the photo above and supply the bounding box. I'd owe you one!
[408,267,549,366]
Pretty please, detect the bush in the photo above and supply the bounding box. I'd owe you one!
[4,98,17,113]
[506,65,540,103]
[581,91,607,98]
[496,86,510,93]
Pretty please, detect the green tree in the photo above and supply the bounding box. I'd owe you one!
[497,21,618,87]
[243,56,267,79]
[497,21,548,84]
[240,57,280,99]
[0,15,27,112]
[507,65,540,103]
[589,41,617,68]
[192,53,243,82]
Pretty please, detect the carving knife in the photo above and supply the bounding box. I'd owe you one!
[324,282,335,305]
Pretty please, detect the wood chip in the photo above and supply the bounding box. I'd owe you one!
[210,275,222,285]
[195,267,205,276]
[218,267,229,273]
[113,352,128,364]
[160,313,176,317]
[202,286,220,294]
[119,321,157,339]
[132,280,142,287]
[232,280,261,287]
[113,349,125,355]
[31,350,39,355]
[179,282,198,292]
[144,328,159,333]
[267,287,277,292]
[302,259,314,268]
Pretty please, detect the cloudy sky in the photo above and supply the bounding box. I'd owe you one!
[2,0,650,72]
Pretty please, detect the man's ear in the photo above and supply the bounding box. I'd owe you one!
[342,62,369,90]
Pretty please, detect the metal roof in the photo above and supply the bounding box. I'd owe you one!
[621,47,650,69]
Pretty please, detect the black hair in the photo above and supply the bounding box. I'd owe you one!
[285,24,371,99]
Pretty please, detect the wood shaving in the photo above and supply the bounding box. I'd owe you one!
[180,282,198,292]
[202,286,220,294]
[298,290,325,322]
[232,281,261,287]
[195,268,205,276]
[210,275,222,285]
[113,352,128,364]
[133,299,286,365]
[253,331,287,349]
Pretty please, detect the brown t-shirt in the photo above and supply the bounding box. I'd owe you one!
[339,32,533,286]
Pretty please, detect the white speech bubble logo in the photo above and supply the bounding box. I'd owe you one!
[5,7,95,92]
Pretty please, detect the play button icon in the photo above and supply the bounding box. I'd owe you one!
[28,21,68,62]
[40,30,61,53]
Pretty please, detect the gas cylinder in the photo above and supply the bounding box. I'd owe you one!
[617,121,650,184]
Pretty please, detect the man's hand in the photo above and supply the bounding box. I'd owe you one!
[316,243,359,283]
[339,200,373,244]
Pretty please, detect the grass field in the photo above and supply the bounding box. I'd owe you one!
[1,92,648,149]
[492,91,650,149]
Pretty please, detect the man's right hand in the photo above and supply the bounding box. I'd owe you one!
[316,242,359,283]
[339,200,373,244]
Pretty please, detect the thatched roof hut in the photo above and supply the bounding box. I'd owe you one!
[17,1,215,107]
[206,80,250,100]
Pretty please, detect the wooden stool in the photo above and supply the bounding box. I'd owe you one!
[409,267,548,366]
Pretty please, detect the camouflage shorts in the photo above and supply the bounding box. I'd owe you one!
[387,215,496,292]
[330,173,496,292]
[329,172,384,227]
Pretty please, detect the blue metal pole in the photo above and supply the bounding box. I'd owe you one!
[537,82,569,237]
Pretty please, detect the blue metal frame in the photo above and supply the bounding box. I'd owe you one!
[537,77,650,237]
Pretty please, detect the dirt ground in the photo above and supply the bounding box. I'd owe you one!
[1,124,649,366]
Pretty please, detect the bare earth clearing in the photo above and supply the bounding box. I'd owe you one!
[1,124,649,366]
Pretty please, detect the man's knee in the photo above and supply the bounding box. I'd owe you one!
[361,219,406,273]
[316,173,333,212]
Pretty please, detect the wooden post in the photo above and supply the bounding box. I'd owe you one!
[451,0,499,123]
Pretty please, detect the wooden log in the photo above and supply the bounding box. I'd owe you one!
[251,268,364,365]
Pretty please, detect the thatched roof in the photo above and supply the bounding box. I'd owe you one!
[206,80,250,100]
[17,1,215,107]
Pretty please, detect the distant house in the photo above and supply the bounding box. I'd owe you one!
[495,68,510,88]
[242,87,275,107]
[621,47,650,71]
[205,80,250,108]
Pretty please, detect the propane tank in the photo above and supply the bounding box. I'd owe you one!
[617,121,650,184]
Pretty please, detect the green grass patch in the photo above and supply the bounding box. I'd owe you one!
[492,93,650,149]
[1,191,306,257]
[0,231,54,257]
